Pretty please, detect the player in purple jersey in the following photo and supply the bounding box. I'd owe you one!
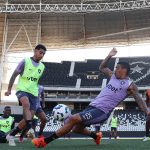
[32,48,150,148]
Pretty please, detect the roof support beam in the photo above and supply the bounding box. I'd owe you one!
[0,0,150,13]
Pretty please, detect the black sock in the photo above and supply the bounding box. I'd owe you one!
[38,130,43,137]
[146,121,150,137]
[146,127,149,137]
[26,120,32,130]
[44,133,59,144]
[109,134,111,139]
[10,127,21,136]
[19,120,32,138]
[20,128,27,138]
[89,132,97,140]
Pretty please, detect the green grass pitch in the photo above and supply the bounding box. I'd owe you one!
[1,139,150,150]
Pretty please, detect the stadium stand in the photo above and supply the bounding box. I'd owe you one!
[36,110,146,132]
[40,61,77,87]
[119,57,150,86]
[1,0,150,142]
[40,58,116,87]
[40,57,150,87]
[116,110,145,132]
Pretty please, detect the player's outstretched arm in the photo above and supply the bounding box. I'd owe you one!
[128,83,149,115]
[99,48,117,78]
[5,70,19,96]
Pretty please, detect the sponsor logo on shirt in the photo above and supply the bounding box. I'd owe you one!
[106,84,119,93]
[0,123,10,128]
[27,77,38,82]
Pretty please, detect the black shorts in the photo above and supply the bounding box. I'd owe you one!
[111,127,117,131]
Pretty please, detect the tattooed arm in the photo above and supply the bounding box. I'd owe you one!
[99,48,117,78]
[5,70,20,96]
[128,83,149,115]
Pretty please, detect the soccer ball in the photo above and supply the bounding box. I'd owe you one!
[52,104,71,121]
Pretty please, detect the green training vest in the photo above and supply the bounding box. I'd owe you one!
[0,116,14,133]
[16,58,45,96]
[111,117,118,128]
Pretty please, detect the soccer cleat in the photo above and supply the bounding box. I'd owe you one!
[94,132,102,145]
[18,136,23,143]
[32,137,47,148]
[143,137,149,141]
[6,134,16,146]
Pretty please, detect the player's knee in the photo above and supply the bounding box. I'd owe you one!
[68,114,82,124]
[72,127,80,133]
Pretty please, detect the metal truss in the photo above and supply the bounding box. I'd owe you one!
[0,0,150,13]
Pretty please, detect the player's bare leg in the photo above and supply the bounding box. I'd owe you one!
[109,130,113,139]
[19,110,35,142]
[55,114,82,136]
[32,113,103,148]
[6,97,33,146]
[32,114,82,147]
[8,97,32,136]
[114,130,117,139]
[72,124,102,145]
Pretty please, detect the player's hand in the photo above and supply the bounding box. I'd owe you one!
[5,90,11,96]
[108,48,117,57]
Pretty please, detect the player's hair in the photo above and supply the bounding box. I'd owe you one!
[117,61,130,75]
[4,106,11,110]
[35,44,47,51]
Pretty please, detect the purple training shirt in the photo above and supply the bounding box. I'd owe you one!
[90,74,132,114]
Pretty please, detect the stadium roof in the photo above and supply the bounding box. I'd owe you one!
[0,0,150,54]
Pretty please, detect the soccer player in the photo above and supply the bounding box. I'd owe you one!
[143,89,150,141]
[32,48,150,148]
[109,115,119,139]
[0,106,15,143]
[5,44,46,146]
